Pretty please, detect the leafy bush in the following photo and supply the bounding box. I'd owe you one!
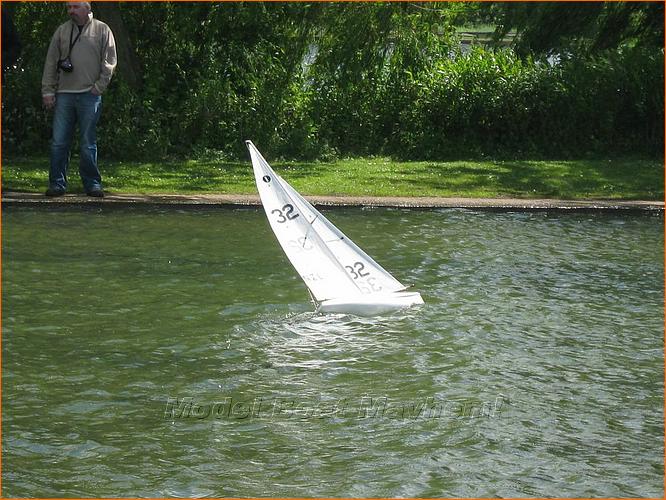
[2,3,662,161]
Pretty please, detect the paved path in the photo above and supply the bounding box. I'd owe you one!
[2,191,663,210]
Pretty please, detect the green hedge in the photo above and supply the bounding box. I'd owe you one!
[2,3,662,161]
[387,46,664,158]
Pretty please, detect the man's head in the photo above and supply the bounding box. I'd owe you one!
[66,2,91,26]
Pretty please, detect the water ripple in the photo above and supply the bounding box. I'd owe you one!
[2,206,663,497]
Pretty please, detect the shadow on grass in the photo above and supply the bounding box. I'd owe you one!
[393,159,664,199]
[0,155,333,194]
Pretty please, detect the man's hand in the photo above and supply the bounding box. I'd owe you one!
[91,86,101,96]
[42,95,56,110]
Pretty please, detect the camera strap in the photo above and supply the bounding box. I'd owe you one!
[66,24,83,58]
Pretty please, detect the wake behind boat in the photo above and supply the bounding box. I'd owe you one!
[246,140,424,316]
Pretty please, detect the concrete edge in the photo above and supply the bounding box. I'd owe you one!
[1,191,664,211]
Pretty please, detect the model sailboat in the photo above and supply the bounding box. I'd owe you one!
[246,140,424,316]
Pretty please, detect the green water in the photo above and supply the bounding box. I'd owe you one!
[2,205,664,497]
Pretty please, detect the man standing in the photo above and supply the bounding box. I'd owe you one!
[41,2,117,197]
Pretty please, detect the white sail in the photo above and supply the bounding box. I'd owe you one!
[246,140,424,314]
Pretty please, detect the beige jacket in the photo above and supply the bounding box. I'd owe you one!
[41,12,117,96]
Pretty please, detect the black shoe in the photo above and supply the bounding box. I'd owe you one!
[86,188,105,198]
[45,187,66,197]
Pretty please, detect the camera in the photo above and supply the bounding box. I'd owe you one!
[57,57,73,73]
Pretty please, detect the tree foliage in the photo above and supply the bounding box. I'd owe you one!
[491,1,664,57]
[1,2,663,161]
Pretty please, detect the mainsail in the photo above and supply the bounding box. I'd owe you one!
[246,140,423,314]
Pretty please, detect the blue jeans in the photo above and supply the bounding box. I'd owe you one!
[49,91,103,192]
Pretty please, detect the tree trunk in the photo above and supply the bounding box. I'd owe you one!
[94,1,142,90]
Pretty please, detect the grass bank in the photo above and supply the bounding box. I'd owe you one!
[2,156,663,200]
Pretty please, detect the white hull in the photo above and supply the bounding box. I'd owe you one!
[316,291,424,317]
